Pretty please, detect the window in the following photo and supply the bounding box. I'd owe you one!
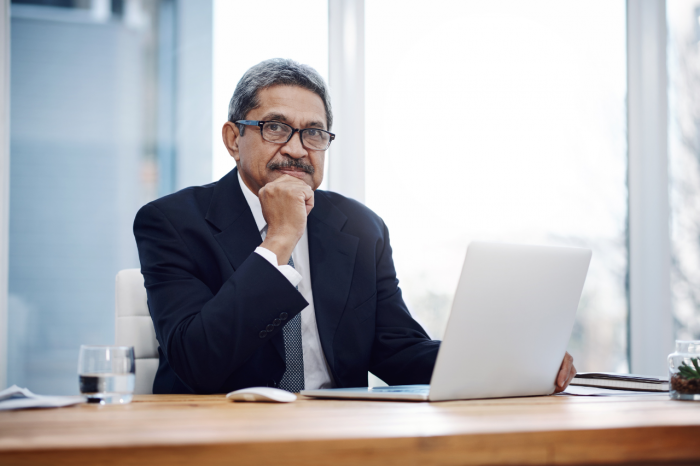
[7,0,162,393]
[366,0,628,372]
[668,0,700,341]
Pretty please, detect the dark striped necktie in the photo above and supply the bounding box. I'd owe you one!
[278,254,305,393]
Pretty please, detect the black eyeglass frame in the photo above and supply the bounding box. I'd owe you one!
[235,120,335,151]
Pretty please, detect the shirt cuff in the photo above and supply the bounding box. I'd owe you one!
[255,247,302,288]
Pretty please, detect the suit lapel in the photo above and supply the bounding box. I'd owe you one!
[205,168,286,360]
[308,192,359,373]
[205,167,262,271]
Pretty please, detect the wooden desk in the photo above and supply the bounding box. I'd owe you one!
[1,393,699,465]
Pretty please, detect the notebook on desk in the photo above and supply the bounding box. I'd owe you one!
[570,373,668,392]
[302,241,592,402]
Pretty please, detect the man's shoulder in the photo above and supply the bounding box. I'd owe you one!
[137,181,218,223]
[315,189,385,233]
[316,189,378,217]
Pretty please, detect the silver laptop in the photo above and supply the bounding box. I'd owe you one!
[301,241,592,401]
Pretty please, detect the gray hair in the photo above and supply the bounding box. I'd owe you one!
[227,58,333,131]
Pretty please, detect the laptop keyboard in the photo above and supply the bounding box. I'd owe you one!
[370,385,430,394]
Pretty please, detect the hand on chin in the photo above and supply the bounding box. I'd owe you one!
[258,172,315,264]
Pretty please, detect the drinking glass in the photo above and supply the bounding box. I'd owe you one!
[78,345,135,404]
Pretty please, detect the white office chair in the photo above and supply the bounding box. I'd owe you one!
[115,268,159,394]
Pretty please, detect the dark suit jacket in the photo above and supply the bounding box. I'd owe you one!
[133,167,440,394]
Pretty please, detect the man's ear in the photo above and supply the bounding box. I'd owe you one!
[222,121,241,162]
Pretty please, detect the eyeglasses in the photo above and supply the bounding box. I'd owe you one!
[235,120,335,151]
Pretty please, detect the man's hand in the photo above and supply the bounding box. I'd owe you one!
[258,174,314,265]
[554,351,576,393]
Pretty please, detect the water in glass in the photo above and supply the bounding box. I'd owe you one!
[78,345,135,404]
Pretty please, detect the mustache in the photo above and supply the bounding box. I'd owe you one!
[267,159,315,175]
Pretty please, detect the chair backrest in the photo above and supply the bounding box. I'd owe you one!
[115,268,159,394]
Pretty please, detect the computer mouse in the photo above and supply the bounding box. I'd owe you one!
[226,387,297,403]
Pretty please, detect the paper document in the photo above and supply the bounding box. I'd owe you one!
[0,385,85,411]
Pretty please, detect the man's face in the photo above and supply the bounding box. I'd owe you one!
[223,85,327,194]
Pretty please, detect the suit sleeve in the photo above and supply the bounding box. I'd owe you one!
[134,203,308,393]
[368,221,441,385]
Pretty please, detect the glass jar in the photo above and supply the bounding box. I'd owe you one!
[668,340,700,401]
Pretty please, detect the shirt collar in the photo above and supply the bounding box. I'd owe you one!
[237,171,267,234]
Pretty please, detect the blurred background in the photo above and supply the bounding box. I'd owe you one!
[1,0,698,394]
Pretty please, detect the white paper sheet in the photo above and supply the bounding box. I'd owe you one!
[0,385,85,410]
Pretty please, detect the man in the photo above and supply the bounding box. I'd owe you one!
[134,58,576,394]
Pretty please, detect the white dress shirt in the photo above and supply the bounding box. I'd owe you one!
[238,172,334,390]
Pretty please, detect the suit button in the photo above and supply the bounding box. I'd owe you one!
[259,331,267,339]
[266,324,274,332]
[280,312,288,320]
[273,319,281,326]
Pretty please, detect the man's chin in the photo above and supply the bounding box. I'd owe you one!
[276,168,308,180]
[270,168,318,189]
